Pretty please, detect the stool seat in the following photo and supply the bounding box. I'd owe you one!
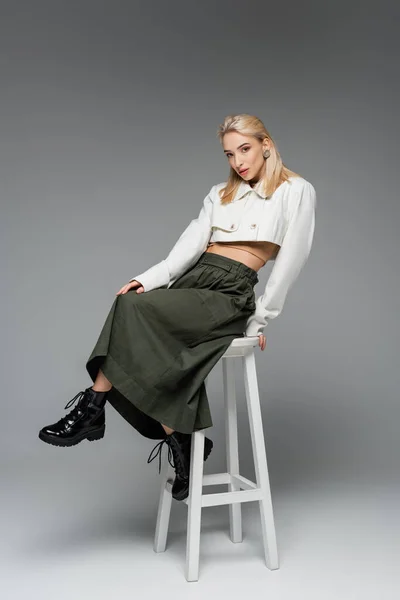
[152,336,279,581]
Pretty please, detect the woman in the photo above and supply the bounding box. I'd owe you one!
[38,113,317,502]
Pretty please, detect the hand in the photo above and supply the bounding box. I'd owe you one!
[258,334,266,351]
[116,280,144,295]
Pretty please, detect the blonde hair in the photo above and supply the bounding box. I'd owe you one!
[216,113,300,204]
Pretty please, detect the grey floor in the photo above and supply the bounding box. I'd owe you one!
[2,440,399,600]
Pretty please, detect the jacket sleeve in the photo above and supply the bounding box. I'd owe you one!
[245,180,317,337]
[129,185,215,291]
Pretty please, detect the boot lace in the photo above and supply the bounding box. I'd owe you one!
[147,438,175,474]
[147,436,189,479]
[62,389,90,420]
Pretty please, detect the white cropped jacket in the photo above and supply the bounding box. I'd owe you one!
[130,175,317,337]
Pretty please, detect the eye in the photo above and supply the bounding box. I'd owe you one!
[226,146,250,158]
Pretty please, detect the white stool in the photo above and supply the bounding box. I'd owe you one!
[153,336,279,582]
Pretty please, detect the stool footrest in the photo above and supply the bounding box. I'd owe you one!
[165,471,262,507]
[165,472,258,492]
[201,472,258,489]
[183,487,263,507]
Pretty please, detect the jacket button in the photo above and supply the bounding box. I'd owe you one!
[250,223,257,229]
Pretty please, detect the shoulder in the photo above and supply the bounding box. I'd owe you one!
[285,176,316,207]
[213,181,228,195]
[204,181,227,203]
[279,177,316,221]
[286,175,315,194]
[215,181,228,190]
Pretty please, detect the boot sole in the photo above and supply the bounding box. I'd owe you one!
[38,424,105,447]
[172,436,213,501]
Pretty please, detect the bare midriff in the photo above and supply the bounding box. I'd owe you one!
[205,241,281,272]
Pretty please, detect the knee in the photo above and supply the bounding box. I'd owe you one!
[116,289,142,308]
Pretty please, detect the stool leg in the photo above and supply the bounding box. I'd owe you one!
[223,357,243,543]
[185,430,205,582]
[153,457,174,553]
[243,351,279,570]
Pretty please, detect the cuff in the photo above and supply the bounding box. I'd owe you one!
[129,260,170,292]
[245,319,267,337]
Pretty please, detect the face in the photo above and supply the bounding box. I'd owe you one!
[223,131,270,184]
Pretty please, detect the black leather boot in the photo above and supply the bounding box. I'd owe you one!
[147,431,213,501]
[38,386,109,447]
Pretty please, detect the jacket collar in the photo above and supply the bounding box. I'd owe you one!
[234,179,268,201]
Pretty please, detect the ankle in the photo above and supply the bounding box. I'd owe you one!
[162,424,175,435]
[91,386,111,393]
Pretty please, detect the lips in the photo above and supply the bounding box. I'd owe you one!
[239,168,249,174]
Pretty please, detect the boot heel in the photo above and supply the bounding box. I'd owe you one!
[203,437,213,461]
[87,425,105,441]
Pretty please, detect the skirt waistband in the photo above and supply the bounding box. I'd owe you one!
[197,252,259,284]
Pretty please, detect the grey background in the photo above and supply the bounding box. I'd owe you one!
[1,1,399,597]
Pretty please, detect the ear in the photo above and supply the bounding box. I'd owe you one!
[262,136,270,149]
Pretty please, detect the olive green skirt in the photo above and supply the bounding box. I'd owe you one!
[85,252,258,440]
